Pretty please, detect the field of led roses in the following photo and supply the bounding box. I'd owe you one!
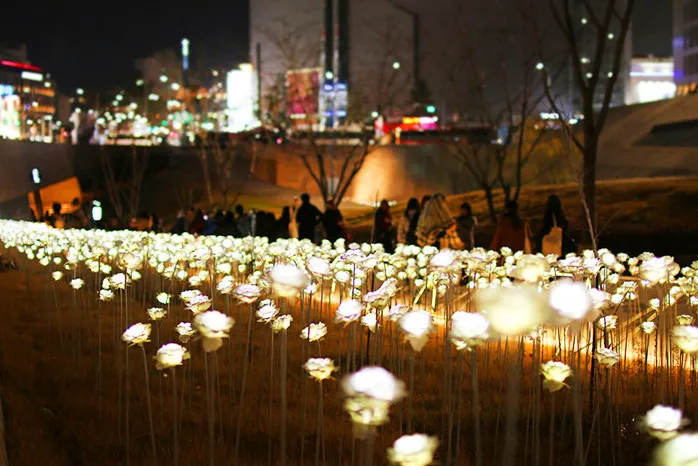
[0,219,696,466]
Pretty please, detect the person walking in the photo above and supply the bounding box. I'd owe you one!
[397,197,421,245]
[415,194,464,249]
[538,194,576,256]
[455,201,478,250]
[322,200,346,243]
[374,199,395,253]
[490,200,532,253]
[296,193,322,242]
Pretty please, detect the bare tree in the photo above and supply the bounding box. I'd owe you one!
[541,0,636,248]
[100,146,150,225]
[447,0,563,223]
[291,132,381,207]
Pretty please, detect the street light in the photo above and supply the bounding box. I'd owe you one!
[171,82,181,91]
[392,61,401,70]
[159,75,168,83]
[136,79,144,86]
[76,88,84,95]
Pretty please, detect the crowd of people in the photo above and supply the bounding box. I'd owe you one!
[373,192,576,256]
[36,192,577,257]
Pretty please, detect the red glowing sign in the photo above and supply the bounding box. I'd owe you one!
[0,60,42,72]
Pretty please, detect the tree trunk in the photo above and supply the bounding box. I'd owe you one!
[483,186,498,225]
[582,143,598,250]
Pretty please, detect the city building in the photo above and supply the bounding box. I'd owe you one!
[674,0,698,94]
[0,58,56,142]
[250,0,415,127]
[625,57,676,105]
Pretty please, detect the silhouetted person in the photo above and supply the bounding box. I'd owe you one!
[322,200,346,242]
[172,210,187,234]
[538,195,576,255]
[50,202,65,229]
[374,199,395,253]
[189,209,206,235]
[277,206,291,239]
[397,197,420,245]
[456,202,478,250]
[235,205,252,236]
[296,193,321,242]
[490,200,531,253]
[420,194,432,211]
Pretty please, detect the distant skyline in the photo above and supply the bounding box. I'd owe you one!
[0,0,249,93]
[0,0,670,94]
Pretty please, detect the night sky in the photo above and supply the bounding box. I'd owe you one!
[0,0,670,94]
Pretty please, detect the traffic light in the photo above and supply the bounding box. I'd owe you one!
[426,105,436,114]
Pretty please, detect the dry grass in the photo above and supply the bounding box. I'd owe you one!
[0,258,694,465]
[344,177,698,256]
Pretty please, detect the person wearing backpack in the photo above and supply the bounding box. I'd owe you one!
[538,195,576,257]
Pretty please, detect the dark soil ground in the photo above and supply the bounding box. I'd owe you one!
[0,255,693,465]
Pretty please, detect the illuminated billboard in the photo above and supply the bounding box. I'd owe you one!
[0,85,21,140]
[286,68,320,118]
[226,64,259,132]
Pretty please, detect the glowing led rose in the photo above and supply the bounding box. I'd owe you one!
[644,405,686,440]
[388,304,410,322]
[272,315,293,333]
[677,314,695,326]
[194,310,234,352]
[306,257,332,278]
[155,343,189,370]
[342,366,405,435]
[336,300,364,324]
[399,310,434,352]
[52,271,63,281]
[156,292,171,304]
[363,289,389,308]
[594,347,620,368]
[641,321,656,334]
[511,255,550,283]
[300,322,327,342]
[70,278,84,290]
[540,361,572,392]
[122,323,151,346]
[430,249,458,269]
[147,307,167,321]
[361,312,378,333]
[186,294,212,314]
[450,311,489,350]
[387,434,439,466]
[477,285,551,336]
[109,273,128,289]
[653,433,698,465]
[175,322,195,344]
[194,310,234,339]
[234,283,262,303]
[596,315,618,330]
[672,326,698,354]
[215,275,235,294]
[639,256,674,284]
[548,279,592,322]
[99,289,114,302]
[256,300,279,323]
[303,358,337,381]
[269,263,311,297]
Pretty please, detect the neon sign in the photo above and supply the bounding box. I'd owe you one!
[0,60,42,72]
[0,84,12,96]
[21,71,43,82]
